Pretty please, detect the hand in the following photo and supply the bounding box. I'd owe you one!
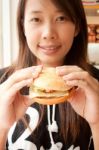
[56,65,99,126]
[0,65,42,130]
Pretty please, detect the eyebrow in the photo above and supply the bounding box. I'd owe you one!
[30,11,42,14]
[30,10,63,14]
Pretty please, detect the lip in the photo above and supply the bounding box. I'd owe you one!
[38,45,61,55]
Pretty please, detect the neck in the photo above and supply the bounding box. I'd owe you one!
[37,60,64,67]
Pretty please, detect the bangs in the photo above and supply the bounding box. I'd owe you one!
[51,0,78,25]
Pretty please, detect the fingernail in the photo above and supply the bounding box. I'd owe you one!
[36,65,43,71]
[32,65,42,78]
[27,78,33,87]
[63,76,68,80]
[56,67,61,74]
[32,65,42,72]
[56,68,63,76]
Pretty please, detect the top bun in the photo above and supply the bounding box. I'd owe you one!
[33,67,71,91]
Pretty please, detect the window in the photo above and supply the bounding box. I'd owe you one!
[0,0,18,68]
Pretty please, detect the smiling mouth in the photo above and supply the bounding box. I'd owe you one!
[38,45,61,54]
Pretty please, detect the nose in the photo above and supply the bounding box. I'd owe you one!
[42,23,57,40]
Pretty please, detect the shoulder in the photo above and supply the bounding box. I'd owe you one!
[89,64,99,81]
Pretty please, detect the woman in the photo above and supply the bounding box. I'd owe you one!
[0,0,99,149]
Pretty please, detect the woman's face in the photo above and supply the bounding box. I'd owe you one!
[24,0,77,67]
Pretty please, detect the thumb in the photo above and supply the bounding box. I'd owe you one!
[23,95,35,107]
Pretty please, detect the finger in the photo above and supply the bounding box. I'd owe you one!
[63,71,99,92]
[9,65,42,84]
[66,79,99,116]
[1,65,42,90]
[2,78,33,105]
[56,65,82,76]
[65,79,94,95]
[20,95,35,107]
[26,97,35,106]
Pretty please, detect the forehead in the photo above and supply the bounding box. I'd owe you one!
[24,0,59,14]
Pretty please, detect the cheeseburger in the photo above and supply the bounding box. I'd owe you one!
[29,67,74,105]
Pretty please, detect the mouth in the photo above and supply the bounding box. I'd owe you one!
[38,45,61,55]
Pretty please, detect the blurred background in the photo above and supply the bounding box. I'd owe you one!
[0,0,99,68]
[0,0,18,68]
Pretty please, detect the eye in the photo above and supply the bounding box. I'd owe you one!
[56,16,68,22]
[30,17,41,23]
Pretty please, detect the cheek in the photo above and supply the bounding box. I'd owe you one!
[25,31,39,48]
[62,34,74,48]
[61,27,75,46]
[24,24,40,43]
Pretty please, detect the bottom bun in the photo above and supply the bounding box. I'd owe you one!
[33,96,68,105]
[29,88,75,105]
